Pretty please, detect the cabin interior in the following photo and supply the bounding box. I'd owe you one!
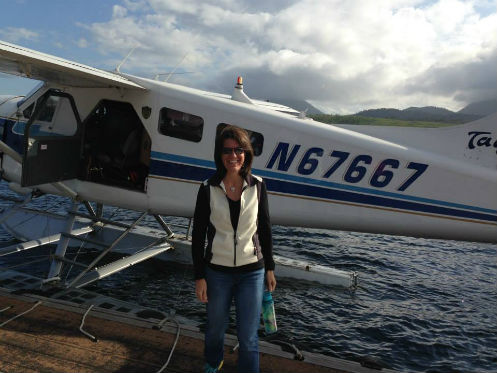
[80,99,151,192]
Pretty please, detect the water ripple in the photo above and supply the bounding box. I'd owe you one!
[1,183,496,372]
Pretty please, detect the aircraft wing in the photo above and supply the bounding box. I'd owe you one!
[0,40,145,90]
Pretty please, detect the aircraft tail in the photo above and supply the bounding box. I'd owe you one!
[335,112,497,170]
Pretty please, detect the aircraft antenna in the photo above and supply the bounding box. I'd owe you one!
[115,46,138,73]
[164,52,189,82]
[154,72,193,80]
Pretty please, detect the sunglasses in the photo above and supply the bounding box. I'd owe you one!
[222,147,245,155]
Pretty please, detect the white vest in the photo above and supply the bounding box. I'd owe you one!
[209,177,261,267]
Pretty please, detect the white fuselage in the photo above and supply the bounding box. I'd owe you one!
[1,75,496,243]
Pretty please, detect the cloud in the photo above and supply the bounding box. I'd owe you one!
[122,0,149,12]
[77,38,89,48]
[112,4,128,18]
[0,27,38,43]
[82,0,497,113]
[403,48,497,105]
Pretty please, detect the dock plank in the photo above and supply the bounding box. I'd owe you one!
[0,291,391,373]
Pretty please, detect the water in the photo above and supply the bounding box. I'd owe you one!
[1,184,496,372]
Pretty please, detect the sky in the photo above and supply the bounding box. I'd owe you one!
[0,0,496,114]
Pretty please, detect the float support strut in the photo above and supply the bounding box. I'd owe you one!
[47,201,79,279]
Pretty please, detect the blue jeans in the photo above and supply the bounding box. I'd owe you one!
[205,267,264,373]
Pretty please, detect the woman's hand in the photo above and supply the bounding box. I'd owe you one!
[195,279,208,303]
[266,270,276,292]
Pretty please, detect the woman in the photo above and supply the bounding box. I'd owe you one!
[192,125,276,373]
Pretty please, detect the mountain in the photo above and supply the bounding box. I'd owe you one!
[458,99,497,117]
[265,98,494,121]
[356,106,480,123]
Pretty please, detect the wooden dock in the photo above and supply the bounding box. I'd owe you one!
[0,289,395,373]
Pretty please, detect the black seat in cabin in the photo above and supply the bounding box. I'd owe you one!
[82,99,150,191]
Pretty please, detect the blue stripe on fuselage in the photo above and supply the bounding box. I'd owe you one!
[150,151,497,223]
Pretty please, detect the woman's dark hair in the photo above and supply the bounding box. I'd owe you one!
[214,125,254,179]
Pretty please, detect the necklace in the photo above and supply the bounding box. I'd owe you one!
[229,186,236,192]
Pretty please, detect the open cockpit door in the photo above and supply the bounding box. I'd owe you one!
[21,89,82,187]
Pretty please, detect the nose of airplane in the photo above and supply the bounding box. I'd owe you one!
[0,95,25,119]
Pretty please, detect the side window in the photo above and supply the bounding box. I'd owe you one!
[38,96,59,122]
[23,102,35,119]
[158,107,204,142]
[217,123,264,156]
[14,95,77,136]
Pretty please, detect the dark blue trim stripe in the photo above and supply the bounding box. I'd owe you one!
[152,151,216,169]
[151,151,497,215]
[150,158,215,182]
[150,152,497,223]
[262,177,496,222]
[252,168,497,214]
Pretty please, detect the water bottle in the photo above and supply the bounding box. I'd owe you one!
[261,290,277,334]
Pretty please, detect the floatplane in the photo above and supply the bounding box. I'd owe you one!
[0,39,496,293]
